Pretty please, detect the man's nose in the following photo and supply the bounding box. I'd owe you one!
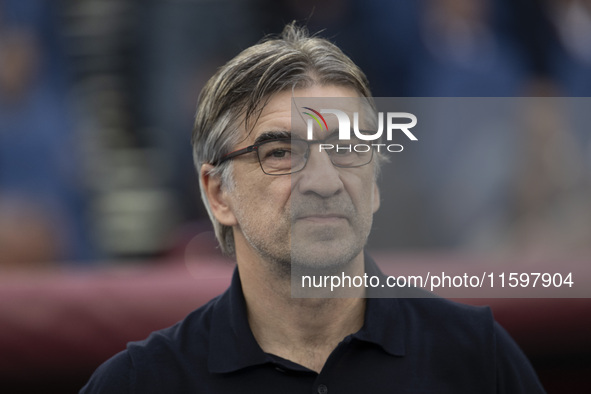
[295,146,343,197]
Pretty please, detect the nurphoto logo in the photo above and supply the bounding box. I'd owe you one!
[302,107,418,153]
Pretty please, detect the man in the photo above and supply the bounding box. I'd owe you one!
[81,23,545,393]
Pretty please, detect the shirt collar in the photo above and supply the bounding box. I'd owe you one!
[207,253,406,373]
[207,268,270,373]
[352,253,406,357]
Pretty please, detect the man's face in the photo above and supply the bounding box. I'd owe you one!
[223,85,380,276]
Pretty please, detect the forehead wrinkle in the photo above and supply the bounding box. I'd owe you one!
[250,116,291,143]
[238,113,289,146]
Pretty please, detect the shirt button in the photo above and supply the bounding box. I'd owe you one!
[317,384,328,394]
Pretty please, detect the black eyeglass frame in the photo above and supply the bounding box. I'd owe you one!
[214,137,374,176]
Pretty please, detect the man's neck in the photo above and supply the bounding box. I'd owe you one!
[238,254,366,373]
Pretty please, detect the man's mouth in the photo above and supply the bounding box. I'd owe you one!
[295,213,348,223]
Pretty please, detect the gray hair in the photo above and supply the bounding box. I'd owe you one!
[192,22,374,255]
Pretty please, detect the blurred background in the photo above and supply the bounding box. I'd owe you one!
[1,0,590,392]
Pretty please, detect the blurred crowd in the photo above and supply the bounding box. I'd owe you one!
[0,0,590,268]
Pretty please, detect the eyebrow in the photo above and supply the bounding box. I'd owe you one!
[254,130,291,144]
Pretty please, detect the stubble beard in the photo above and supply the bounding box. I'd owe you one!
[233,194,372,282]
[231,193,292,280]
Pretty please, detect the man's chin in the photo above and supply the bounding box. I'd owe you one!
[292,220,351,242]
[290,244,362,275]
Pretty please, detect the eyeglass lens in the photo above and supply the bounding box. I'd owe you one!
[257,139,373,175]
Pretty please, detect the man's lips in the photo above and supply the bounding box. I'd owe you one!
[295,213,348,222]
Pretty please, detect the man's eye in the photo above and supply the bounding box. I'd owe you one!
[268,149,290,158]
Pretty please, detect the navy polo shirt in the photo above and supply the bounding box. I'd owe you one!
[81,256,545,393]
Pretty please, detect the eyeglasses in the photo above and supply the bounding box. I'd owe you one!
[215,137,374,175]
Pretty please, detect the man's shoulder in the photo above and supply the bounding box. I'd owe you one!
[383,293,497,357]
[80,294,222,393]
[128,293,220,356]
[79,349,133,394]
[134,295,221,350]
[398,294,494,335]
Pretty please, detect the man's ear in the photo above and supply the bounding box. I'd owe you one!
[372,182,380,214]
[200,164,237,226]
